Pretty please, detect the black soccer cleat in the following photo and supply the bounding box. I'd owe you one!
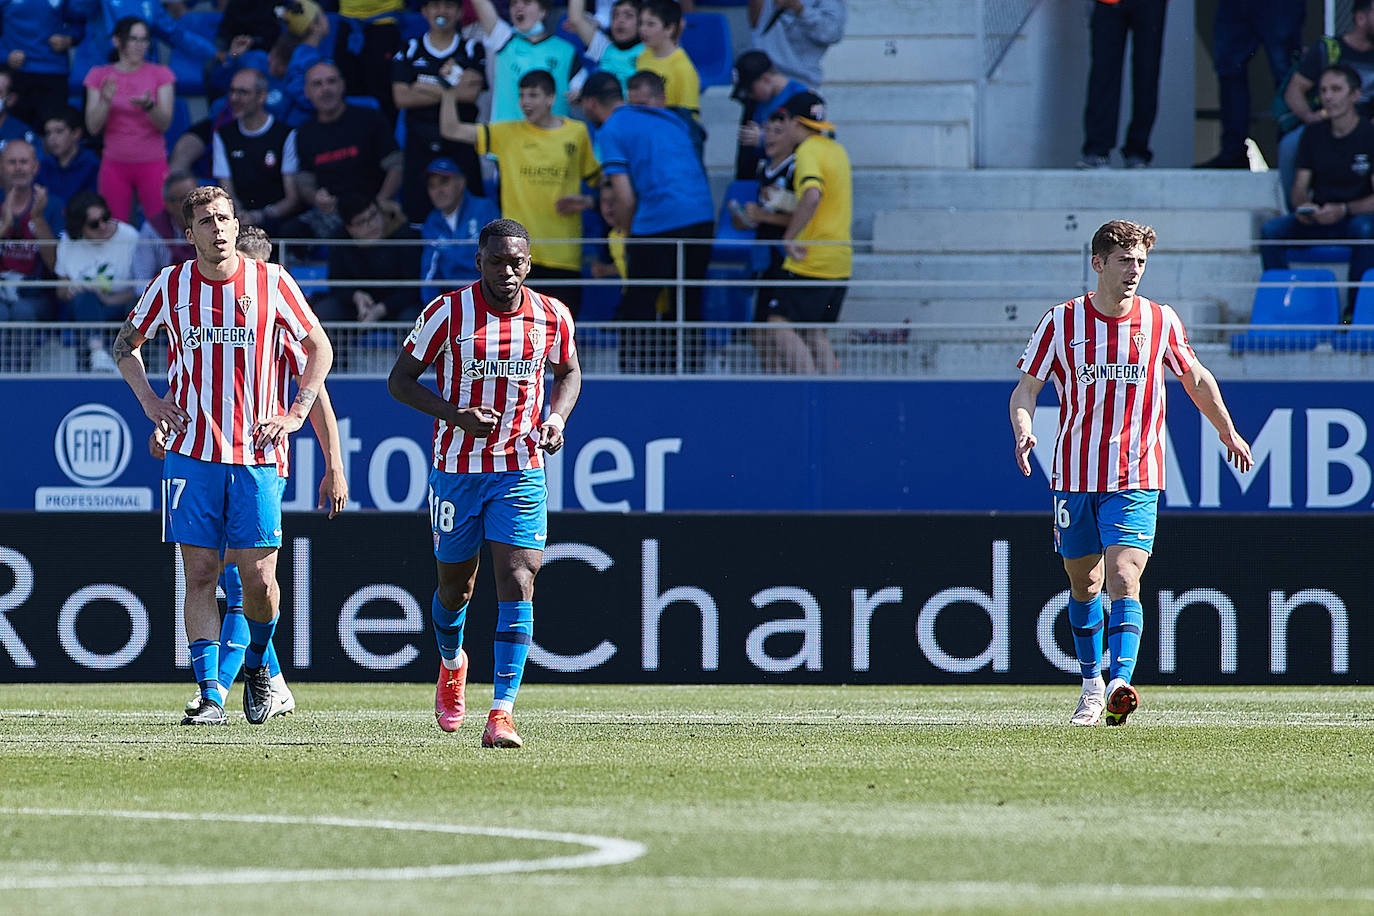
[181,696,227,726]
[242,665,274,725]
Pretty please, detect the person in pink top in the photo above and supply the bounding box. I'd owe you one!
[82,16,175,222]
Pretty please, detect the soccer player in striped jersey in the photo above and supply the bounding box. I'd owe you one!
[169,225,348,722]
[388,217,581,748]
[1009,220,1253,726]
[113,185,333,727]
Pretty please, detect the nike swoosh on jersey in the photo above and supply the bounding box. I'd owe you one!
[1068,338,1089,347]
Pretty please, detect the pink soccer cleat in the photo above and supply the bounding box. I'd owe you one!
[434,650,468,732]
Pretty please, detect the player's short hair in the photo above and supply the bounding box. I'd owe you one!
[1322,63,1362,94]
[626,69,666,99]
[581,70,624,104]
[181,184,233,227]
[517,69,556,96]
[640,0,682,30]
[236,225,272,260]
[479,218,530,250]
[1091,220,1155,260]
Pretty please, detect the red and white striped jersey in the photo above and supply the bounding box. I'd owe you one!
[1016,293,1197,492]
[271,330,310,478]
[403,281,576,474]
[131,257,319,467]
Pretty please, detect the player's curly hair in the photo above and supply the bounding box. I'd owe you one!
[1091,220,1156,259]
[479,218,530,250]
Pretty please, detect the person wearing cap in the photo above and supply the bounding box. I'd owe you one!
[440,68,599,318]
[747,0,846,89]
[580,68,713,373]
[565,0,643,96]
[392,0,487,223]
[732,49,809,180]
[213,67,301,234]
[469,0,580,123]
[764,89,850,374]
[420,156,499,304]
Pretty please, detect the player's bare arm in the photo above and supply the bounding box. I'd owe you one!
[302,382,348,518]
[1179,362,1254,473]
[254,324,334,447]
[115,320,190,434]
[388,350,500,437]
[539,351,583,453]
[1009,372,1044,478]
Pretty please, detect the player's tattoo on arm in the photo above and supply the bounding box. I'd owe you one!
[112,321,138,364]
[293,387,319,413]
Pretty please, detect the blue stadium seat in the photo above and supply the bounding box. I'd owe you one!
[346,94,381,110]
[1334,267,1374,352]
[169,10,221,96]
[1286,244,1352,264]
[1230,268,1341,353]
[680,13,734,88]
[291,262,329,301]
[164,97,191,157]
[711,179,770,274]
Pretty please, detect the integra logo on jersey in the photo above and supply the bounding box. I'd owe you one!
[1077,363,1146,385]
[463,357,538,380]
[181,325,258,350]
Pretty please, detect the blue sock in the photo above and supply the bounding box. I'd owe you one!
[217,609,249,689]
[1108,597,1144,684]
[265,639,281,678]
[244,616,277,670]
[431,592,467,665]
[188,639,220,699]
[492,600,533,710]
[220,563,243,610]
[1066,595,1104,680]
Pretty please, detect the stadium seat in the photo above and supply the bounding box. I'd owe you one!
[1230,268,1341,353]
[346,95,381,110]
[680,13,734,88]
[164,97,191,158]
[1285,244,1352,265]
[711,179,770,274]
[290,261,330,300]
[1334,267,1374,352]
[168,10,222,96]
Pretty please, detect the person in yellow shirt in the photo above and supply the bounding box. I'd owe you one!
[337,0,407,123]
[763,90,851,374]
[440,69,600,316]
[635,0,700,117]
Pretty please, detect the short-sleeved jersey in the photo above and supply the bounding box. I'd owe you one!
[782,133,852,280]
[484,20,577,123]
[1016,293,1198,493]
[403,281,576,474]
[271,329,310,478]
[390,32,485,131]
[476,118,599,271]
[635,46,700,114]
[131,256,319,467]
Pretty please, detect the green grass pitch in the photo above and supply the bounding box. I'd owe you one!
[0,683,1371,915]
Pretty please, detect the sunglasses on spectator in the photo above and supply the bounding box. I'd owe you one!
[86,214,110,230]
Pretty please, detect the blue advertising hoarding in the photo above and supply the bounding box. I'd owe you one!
[9,378,1374,513]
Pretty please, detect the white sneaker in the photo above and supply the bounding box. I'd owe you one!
[1070,677,1106,726]
[267,676,296,719]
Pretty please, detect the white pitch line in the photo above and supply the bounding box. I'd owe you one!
[0,808,646,890]
[513,874,1374,904]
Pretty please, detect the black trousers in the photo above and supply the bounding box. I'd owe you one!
[617,220,713,373]
[1082,0,1167,161]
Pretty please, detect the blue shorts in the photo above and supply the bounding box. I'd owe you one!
[162,452,287,550]
[1052,490,1160,558]
[428,467,547,563]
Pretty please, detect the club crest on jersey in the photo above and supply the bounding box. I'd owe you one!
[1132,332,1147,350]
[527,325,543,350]
[237,295,253,312]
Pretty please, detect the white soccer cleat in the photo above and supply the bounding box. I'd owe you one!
[1070,677,1106,726]
[267,676,296,719]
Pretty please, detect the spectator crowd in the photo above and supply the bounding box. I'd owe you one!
[0,0,851,373]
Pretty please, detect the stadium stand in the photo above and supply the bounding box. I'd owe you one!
[1230,269,1342,353]
[167,9,221,96]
